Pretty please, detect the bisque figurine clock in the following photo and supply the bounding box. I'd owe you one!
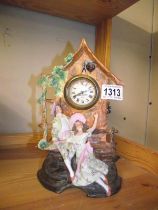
[37,39,123,197]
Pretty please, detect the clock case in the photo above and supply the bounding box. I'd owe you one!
[37,39,123,197]
[64,75,100,110]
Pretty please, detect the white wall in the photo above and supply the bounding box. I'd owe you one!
[0,4,95,133]
[109,0,153,145]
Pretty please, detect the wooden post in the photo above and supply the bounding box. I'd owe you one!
[95,19,112,69]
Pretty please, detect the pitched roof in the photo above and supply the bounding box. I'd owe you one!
[64,39,123,85]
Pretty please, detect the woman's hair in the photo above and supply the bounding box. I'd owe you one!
[72,120,89,134]
[50,101,63,118]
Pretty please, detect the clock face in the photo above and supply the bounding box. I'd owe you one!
[64,75,100,110]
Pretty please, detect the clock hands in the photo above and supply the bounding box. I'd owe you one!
[73,90,88,98]
[64,75,99,109]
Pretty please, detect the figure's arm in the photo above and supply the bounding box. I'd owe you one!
[87,113,98,133]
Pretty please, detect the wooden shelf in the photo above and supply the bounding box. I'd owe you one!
[0,137,158,209]
[1,0,140,25]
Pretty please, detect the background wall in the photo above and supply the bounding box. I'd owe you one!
[0,4,95,133]
[146,0,158,149]
[109,0,153,144]
[109,0,158,151]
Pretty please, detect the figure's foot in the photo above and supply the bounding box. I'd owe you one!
[70,175,75,182]
[104,176,109,185]
[68,175,75,184]
[106,186,111,197]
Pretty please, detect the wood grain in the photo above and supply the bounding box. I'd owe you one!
[64,39,122,84]
[1,133,158,176]
[95,19,112,68]
[116,135,158,175]
[0,142,158,210]
[1,0,140,25]
[0,132,42,147]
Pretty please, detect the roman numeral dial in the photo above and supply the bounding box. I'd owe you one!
[64,75,100,110]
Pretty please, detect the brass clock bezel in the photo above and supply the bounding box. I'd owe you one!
[64,75,100,110]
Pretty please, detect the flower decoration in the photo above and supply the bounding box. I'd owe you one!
[38,139,49,150]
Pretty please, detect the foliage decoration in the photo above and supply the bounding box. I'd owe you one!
[38,92,46,104]
[64,53,73,64]
[38,139,49,150]
[38,75,49,86]
[37,53,73,103]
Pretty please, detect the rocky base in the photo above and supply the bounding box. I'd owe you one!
[37,150,121,198]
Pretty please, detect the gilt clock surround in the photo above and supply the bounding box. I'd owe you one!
[64,75,100,110]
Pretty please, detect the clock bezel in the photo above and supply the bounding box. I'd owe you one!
[64,75,100,110]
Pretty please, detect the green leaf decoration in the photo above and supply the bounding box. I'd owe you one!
[55,86,61,94]
[55,90,63,97]
[37,92,45,104]
[64,53,73,63]
[37,75,48,86]
[58,70,66,80]
[52,65,67,81]
[37,52,72,99]
[49,76,59,87]
[53,65,63,74]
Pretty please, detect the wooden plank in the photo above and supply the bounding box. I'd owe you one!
[0,145,47,160]
[0,0,140,25]
[1,133,158,176]
[0,133,158,175]
[0,135,158,209]
[0,132,42,147]
[1,151,158,210]
[95,19,112,68]
[116,135,158,175]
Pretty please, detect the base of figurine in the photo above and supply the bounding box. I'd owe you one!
[37,150,121,198]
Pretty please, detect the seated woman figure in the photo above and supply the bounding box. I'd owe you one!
[64,113,111,196]
[38,104,111,196]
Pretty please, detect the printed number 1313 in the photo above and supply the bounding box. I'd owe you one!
[101,85,123,100]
